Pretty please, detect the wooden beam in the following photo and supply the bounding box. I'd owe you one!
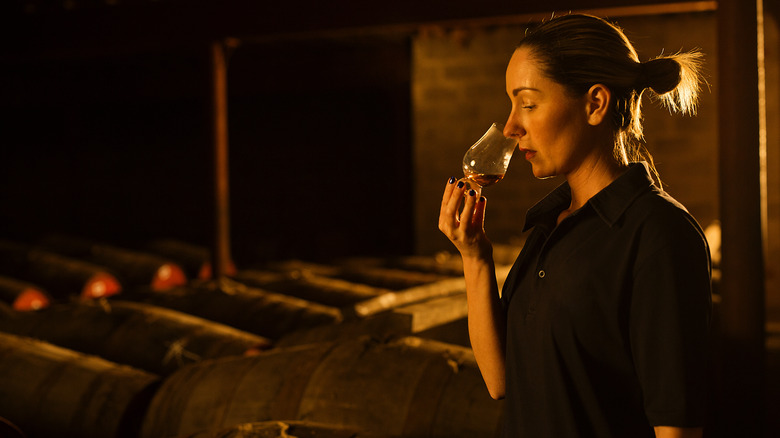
[716,0,766,435]
[209,39,233,279]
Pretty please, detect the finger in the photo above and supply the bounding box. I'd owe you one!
[441,176,457,204]
[439,177,460,231]
[445,179,468,217]
[458,189,478,229]
[472,195,487,228]
[440,177,458,218]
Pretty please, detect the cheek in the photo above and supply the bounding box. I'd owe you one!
[546,108,585,141]
[533,113,585,163]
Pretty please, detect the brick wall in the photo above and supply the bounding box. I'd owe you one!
[412,12,720,255]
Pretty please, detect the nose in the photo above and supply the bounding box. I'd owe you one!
[503,113,524,139]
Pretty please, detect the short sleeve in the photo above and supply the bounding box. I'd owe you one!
[629,210,712,427]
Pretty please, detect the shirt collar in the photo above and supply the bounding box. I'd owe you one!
[523,162,656,231]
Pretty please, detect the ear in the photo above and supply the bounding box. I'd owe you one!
[584,84,611,126]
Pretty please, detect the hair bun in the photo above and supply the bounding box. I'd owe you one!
[636,57,681,94]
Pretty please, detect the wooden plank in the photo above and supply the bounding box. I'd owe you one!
[353,264,512,317]
[236,269,390,307]
[353,277,466,318]
[389,293,468,334]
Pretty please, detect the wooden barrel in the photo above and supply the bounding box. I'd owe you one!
[337,265,453,290]
[378,244,521,274]
[127,279,342,340]
[276,293,469,348]
[346,266,510,320]
[27,250,123,300]
[0,300,272,375]
[0,332,159,438]
[144,239,236,280]
[381,254,466,276]
[243,263,472,320]
[267,260,452,290]
[140,336,503,438]
[178,420,382,438]
[38,234,187,291]
[0,240,121,300]
[235,269,389,307]
[0,275,50,311]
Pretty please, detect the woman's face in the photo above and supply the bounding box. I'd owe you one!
[503,47,595,179]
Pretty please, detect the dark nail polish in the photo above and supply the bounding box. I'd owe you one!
[469,190,476,196]
[457,181,465,188]
[479,196,486,202]
[448,176,456,184]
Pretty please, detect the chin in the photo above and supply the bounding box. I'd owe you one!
[531,166,554,180]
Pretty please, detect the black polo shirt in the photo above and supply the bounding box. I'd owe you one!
[500,162,711,438]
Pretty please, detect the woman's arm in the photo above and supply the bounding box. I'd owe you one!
[438,178,507,399]
[654,426,703,438]
[462,251,507,399]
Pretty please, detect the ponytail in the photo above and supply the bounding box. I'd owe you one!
[638,51,705,116]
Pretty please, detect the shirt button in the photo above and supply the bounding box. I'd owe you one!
[538,270,546,278]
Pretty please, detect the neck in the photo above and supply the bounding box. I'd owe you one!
[565,153,626,212]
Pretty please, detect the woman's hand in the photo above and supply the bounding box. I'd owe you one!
[438,177,492,259]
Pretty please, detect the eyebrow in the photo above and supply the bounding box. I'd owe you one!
[511,87,541,96]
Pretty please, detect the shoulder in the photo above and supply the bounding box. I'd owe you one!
[624,186,709,256]
[628,186,703,233]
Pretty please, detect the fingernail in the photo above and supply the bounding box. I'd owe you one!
[479,196,486,202]
[469,190,476,196]
[457,181,465,188]
[448,176,456,184]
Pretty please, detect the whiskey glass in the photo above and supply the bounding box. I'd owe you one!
[459,123,518,195]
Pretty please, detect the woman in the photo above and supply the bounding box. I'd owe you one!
[439,14,711,438]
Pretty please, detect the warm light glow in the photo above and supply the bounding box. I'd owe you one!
[92,282,106,297]
[757,0,768,257]
[151,264,187,291]
[82,273,122,300]
[158,264,172,280]
[13,289,50,311]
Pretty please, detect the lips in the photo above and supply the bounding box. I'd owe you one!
[519,148,536,160]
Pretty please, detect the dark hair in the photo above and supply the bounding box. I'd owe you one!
[518,14,704,187]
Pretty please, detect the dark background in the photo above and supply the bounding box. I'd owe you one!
[2,12,413,265]
[2,0,696,265]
